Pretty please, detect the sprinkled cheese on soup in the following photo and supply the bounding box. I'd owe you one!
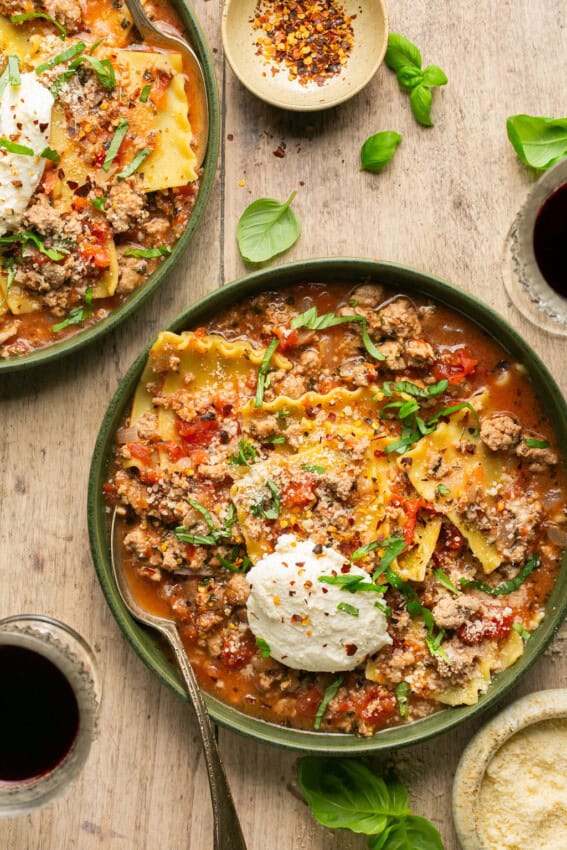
[246,535,391,672]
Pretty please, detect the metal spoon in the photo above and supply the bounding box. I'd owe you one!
[111,510,247,850]
[124,0,209,168]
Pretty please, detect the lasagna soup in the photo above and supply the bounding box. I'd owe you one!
[0,0,201,358]
[106,283,567,736]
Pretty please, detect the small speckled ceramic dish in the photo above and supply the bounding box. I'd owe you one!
[453,689,567,850]
[221,0,388,111]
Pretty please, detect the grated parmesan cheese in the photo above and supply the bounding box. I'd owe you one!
[478,718,567,850]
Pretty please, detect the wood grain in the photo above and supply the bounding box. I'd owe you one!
[1,1,566,847]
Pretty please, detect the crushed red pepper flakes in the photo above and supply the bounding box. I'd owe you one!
[252,0,355,87]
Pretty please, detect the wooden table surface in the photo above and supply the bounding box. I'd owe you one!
[1,1,566,847]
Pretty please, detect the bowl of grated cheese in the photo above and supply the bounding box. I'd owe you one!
[453,688,567,850]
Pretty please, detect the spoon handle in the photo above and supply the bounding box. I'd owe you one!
[165,624,248,850]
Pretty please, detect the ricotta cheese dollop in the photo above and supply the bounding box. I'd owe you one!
[246,534,391,672]
[0,73,54,236]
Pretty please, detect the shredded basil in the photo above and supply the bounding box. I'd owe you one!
[102,119,129,172]
[255,637,271,658]
[374,599,391,616]
[385,567,448,661]
[301,463,326,473]
[251,480,280,520]
[0,231,67,262]
[36,41,86,73]
[40,146,60,163]
[0,138,33,156]
[290,306,385,362]
[433,568,460,595]
[313,675,343,731]
[255,337,279,407]
[175,500,237,546]
[513,622,531,641]
[318,574,387,594]
[117,147,152,179]
[460,555,540,596]
[229,440,258,466]
[524,438,550,449]
[52,287,93,332]
[382,378,448,398]
[8,55,20,87]
[395,681,410,718]
[140,84,151,102]
[337,602,359,617]
[217,547,251,573]
[90,196,107,212]
[10,11,67,37]
[435,484,451,497]
[123,246,171,259]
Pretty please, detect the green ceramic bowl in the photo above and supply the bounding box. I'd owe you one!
[0,2,220,374]
[88,258,567,754]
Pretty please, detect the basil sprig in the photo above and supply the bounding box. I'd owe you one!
[10,11,67,38]
[507,115,567,171]
[385,33,447,127]
[175,500,237,546]
[52,287,93,332]
[360,131,402,173]
[313,676,343,731]
[460,555,540,596]
[290,305,385,361]
[298,757,445,849]
[237,191,301,263]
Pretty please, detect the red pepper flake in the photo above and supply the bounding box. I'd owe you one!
[252,0,355,87]
[273,144,286,158]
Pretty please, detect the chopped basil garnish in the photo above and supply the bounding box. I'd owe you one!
[123,246,171,259]
[251,480,280,520]
[435,483,451,497]
[427,401,480,434]
[385,566,448,661]
[255,337,279,407]
[385,399,479,456]
[0,258,16,309]
[318,574,387,594]
[0,230,67,262]
[102,119,129,172]
[460,555,540,596]
[229,440,258,466]
[301,463,326,473]
[313,675,343,731]
[337,602,359,617]
[433,568,460,595]
[52,287,93,332]
[255,637,271,658]
[9,12,67,38]
[175,500,237,546]
[290,306,385,362]
[0,138,33,156]
[217,546,250,573]
[36,41,86,73]
[269,435,286,445]
[40,146,60,163]
[117,146,152,179]
[140,84,151,102]
[90,196,107,211]
[524,438,550,449]
[77,54,115,90]
[374,599,391,616]
[512,622,531,641]
[382,378,448,398]
[395,681,410,718]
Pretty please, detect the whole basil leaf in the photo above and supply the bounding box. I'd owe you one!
[422,65,448,87]
[237,191,300,263]
[385,33,422,73]
[298,758,409,834]
[397,65,424,90]
[507,114,567,170]
[410,85,433,126]
[360,131,402,173]
[369,815,444,850]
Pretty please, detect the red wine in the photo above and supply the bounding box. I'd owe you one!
[0,645,79,782]
[533,181,567,298]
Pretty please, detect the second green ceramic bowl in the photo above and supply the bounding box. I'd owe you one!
[88,258,567,753]
[0,0,220,374]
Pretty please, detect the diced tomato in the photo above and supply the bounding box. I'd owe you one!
[402,498,429,545]
[128,442,154,463]
[296,686,323,717]
[41,167,58,195]
[221,632,255,670]
[457,610,514,645]
[80,239,111,268]
[102,482,116,495]
[273,327,299,352]
[433,348,478,385]
[177,415,219,446]
[194,327,207,338]
[282,480,317,509]
[358,686,397,726]
[155,441,186,461]
[92,149,106,167]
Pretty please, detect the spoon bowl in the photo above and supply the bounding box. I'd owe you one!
[110,510,247,850]
[124,0,209,166]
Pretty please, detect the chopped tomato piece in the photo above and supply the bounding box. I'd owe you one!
[433,348,478,385]
[221,632,255,670]
[402,498,429,545]
[296,686,323,717]
[80,240,110,268]
[282,480,317,509]
[177,415,218,446]
[273,327,299,352]
[457,610,514,645]
[155,441,186,461]
[358,686,397,725]
[128,442,154,463]
[41,167,58,195]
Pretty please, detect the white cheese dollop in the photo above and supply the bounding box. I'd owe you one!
[0,73,54,236]
[246,534,391,672]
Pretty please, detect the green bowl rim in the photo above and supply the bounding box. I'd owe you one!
[88,257,567,754]
[0,0,221,374]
